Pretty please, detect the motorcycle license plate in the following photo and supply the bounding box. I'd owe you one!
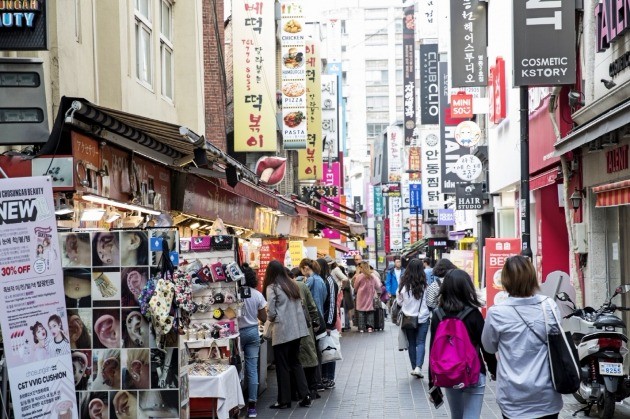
[599,362,623,376]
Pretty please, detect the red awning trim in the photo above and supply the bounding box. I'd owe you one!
[529,167,559,191]
[330,241,352,253]
[294,199,366,235]
[593,180,630,207]
[216,179,296,216]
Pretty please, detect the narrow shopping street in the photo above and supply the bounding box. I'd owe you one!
[256,319,630,419]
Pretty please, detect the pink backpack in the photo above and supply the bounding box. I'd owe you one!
[429,307,481,388]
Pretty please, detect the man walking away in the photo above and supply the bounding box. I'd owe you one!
[423,258,435,286]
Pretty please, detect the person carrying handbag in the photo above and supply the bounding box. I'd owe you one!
[396,259,431,378]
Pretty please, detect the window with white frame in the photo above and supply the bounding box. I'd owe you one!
[135,0,153,87]
[160,0,174,100]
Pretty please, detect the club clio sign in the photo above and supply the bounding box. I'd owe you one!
[0,0,48,50]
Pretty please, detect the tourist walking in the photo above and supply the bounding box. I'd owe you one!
[428,269,497,419]
[426,258,457,310]
[396,258,430,378]
[263,261,312,409]
[482,255,563,419]
[353,262,381,332]
[386,257,404,305]
[317,258,339,389]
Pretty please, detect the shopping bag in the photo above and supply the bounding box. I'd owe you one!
[318,330,342,363]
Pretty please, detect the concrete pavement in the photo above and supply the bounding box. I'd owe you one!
[254,319,630,418]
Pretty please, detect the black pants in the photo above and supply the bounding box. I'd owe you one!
[503,415,558,419]
[273,338,309,404]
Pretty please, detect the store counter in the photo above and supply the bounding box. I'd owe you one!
[189,365,244,419]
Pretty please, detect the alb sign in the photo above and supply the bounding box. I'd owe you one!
[513,0,576,86]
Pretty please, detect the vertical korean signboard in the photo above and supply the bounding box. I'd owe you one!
[388,126,403,183]
[321,75,339,163]
[373,185,384,218]
[280,1,307,149]
[321,162,341,239]
[450,0,488,87]
[421,128,443,209]
[233,0,276,152]
[403,6,416,146]
[512,0,575,86]
[298,40,322,180]
[389,197,403,252]
[419,43,439,125]
[485,238,521,309]
[0,177,77,419]
[417,0,438,39]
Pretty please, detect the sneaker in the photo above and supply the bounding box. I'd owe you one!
[247,407,257,417]
[410,367,421,377]
[299,395,312,407]
[316,383,326,392]
[324,379,336,389]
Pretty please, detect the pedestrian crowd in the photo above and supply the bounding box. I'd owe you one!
[237,251,564,419]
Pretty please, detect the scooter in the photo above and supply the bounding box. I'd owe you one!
[557,285,630,418]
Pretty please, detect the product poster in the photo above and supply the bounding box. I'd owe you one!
[0,176,77,419]
[58,229,181,418]
[484,238,521,309]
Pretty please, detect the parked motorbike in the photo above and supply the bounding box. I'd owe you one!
[557,285,630,418]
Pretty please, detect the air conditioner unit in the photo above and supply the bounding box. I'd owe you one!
[574,223,588,254]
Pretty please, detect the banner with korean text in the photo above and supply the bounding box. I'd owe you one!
[280,0,307,149]
[298,40,322,180]
[321,74,339,163]
[0,176,77,419]
[233,0,276,152]
[420,128,443,209]
[403,5,416,146]
[321,162,341,239]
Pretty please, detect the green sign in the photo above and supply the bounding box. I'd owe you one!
[374,186,384,217]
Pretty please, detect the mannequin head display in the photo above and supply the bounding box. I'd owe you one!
[61,233,91,267]
[120,232,149,267]
[91,349,121,390]
[123,349,151,390]
[93,309,121,349]
[63,269,92,308]
[67,309,92,349]
[121,268,149,306]
[72,350,91,390]
[79,392,109,419]
[122,310,150,348]
[92,232,120,267]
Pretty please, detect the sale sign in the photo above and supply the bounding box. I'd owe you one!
[484,238,521,309]
[0,176,77,419]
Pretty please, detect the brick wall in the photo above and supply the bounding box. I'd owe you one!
[203,0,227,151]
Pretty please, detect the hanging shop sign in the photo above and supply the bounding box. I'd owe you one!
[387,125,403,182]
[403,5,416,146]
[485,238,521,308]
[437,209,456,226]
[280,0,307,149]
[375,220,385,251]
[606,144,629,174]
[420,128,443,210]
[417,0,437,39]
[451,93,473,119]
[449,249,476,284]
[255,156,287,187]
[407,146,421,181]
[233,0,276,152]
[596,0,630,52]
[289,241,305,267]
[0,0,48,51]
[321,162,341,239]
[409,183,422,214]
[0,176,77,419]
[409,216,423,244]
[182,176,257,229]
[321,74,339,161]
[454,154,483,182]
[455,182,484,210]
[384,218,391,254]
[419,43,439,125]
[513,0,575,86]
[450,0,488,87]
[300,185,338,207]
[454,121,481,148]
[257,238,288,283]
[489,57,507,124]
[373,185,384,217]
[381,183,401,197]
[389,196,403,252]
[439,62,470,193]
[298,40,323,180]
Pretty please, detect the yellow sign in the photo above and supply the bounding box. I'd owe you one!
[289,241,304,266]
[233,0,277,152]
[298,39,322,179]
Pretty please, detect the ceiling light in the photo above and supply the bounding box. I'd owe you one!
[190,222,200,229]
[55,203,74,215]
[82,194,161,215]
[81,208,106,222]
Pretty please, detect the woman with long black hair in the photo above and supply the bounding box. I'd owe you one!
[263,260,312,409]
[396,258,430,378]
[316,258,339,389]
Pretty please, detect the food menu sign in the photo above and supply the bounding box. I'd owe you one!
[321,162,341,240]
[421,128,443,210]
[257,239,288,285]
[233,0,276,152]
[403,6,416,147]
[485,238,520,309]
[298,40,323,179]
[0,177,77,419]
[280,1,307,149]
[450,0,488,87]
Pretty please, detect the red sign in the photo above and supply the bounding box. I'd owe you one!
[257,238,288,288]
[450,93,473,119]
[606,145,629,174]
[484,238,521,309]
[491,57,506,124]
[409,217,423,244]
[408,147,421,180]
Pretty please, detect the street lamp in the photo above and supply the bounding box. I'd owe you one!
[399,206,421,245]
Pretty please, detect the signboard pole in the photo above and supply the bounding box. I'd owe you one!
[520,87,532,258]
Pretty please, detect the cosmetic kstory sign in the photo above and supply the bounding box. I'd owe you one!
[0,176,77,419]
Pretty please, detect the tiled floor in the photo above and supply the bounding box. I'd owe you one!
[253,319,630,418]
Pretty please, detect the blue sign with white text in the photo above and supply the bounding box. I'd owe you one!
[409,184,422,214]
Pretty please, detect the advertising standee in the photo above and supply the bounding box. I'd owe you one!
[0,176,77,419]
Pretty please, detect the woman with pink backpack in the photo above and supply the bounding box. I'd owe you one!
[428,269,497,419]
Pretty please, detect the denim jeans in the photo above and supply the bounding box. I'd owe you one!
[240,325,261,402]
[444,373,486,419]
[404,320,429,369]
[322,361,336,381]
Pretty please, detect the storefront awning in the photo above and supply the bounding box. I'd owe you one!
[330,241,352,253]
[593,180,630,207]
[554,99,630,156]
[294,201,366,236]
[530,167,560,191]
